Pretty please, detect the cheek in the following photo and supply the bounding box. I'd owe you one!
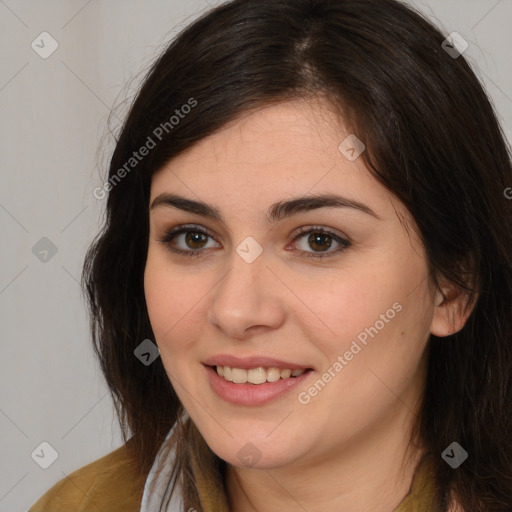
[143,252,186,341]
[296,258,431,374]
[328,287,431,400]
[290,269,399,350]
[143,251,209,353]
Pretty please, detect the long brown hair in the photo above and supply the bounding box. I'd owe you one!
[82,0,512,510]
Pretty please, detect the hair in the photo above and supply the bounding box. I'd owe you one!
[82,0,512,510]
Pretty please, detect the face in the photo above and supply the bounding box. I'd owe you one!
[144,97,437,470]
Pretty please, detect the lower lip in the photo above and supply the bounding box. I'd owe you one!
[205,365,313,406]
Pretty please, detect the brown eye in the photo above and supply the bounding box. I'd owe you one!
[158,224,350,260]
[157,224,220,257]
[184,231,209,249]
[292,227,351,260]
[307,232,333,252]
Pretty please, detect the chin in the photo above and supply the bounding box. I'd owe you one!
[203,432,304,470]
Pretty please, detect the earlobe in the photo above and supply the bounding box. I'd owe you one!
[430,284,476,337]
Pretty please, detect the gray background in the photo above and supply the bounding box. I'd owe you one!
[0,1,510,510]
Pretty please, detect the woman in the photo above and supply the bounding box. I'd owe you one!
[29,0,512,510]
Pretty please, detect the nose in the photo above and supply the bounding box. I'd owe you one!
[207,245,286,340]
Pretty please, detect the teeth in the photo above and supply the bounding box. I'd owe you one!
[280,369,292,379]
[231,368,248,384]
[266,368,281,382]
[214,366,307,384]
[248,367,267,384]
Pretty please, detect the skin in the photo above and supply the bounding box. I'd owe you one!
[144,97,474,512]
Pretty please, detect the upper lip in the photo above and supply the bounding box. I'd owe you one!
[203,354,312,370]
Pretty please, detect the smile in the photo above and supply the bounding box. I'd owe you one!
[204,364,313,406]
[215,365,306,384]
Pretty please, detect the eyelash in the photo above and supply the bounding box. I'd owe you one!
[157,224,351,260]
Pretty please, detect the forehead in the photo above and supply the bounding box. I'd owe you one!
[149,98,403,224]
[157,98,342,164]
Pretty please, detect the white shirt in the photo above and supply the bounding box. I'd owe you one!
[139,412,190,512]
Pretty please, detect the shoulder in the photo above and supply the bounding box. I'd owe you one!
[28,438,147,512]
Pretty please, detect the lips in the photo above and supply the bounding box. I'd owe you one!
[204,364,313,406]
[202,354,314,405]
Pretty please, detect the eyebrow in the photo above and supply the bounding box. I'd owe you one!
[149,192,380,222]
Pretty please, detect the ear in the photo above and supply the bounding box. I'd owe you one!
[429,280,477,337]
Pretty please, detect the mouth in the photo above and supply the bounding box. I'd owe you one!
[211,364,311,384]
[204,364,314,406]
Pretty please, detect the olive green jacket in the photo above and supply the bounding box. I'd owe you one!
[29,438,437,512]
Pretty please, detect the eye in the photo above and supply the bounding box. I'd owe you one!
[290,226,351,259]
[157,224,351,260]
[157,224,219,257]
